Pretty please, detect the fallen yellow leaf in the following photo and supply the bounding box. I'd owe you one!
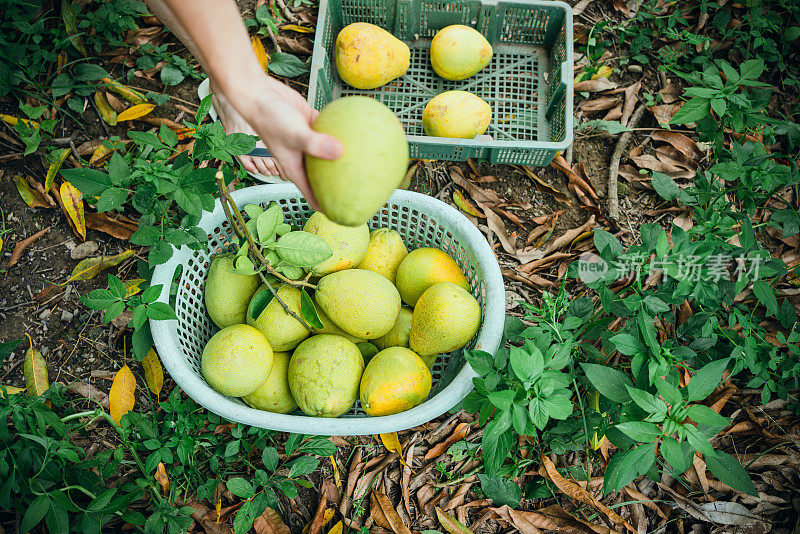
[379,432,408,467]
[45,149,70,191]
[330,455,342,492]
[117,103,156,122]
[13,175,49,208]
[592,65,614,79]
[89,143,115,166]
[60,181,86,240]
[109,364,136,425]
[0,385,25,397]
[0,113,39,129]
[142,348,164,396]
[23,333,49,397]
[94,91,118,126]
[155,462,170,496]
[452,190,482,217]
[101,77,148,105]
[0,236,3,254]
[251,36,270,72]
[327,521,343,534]
[65,249,135,284]
[281,24,314,33]
[125,278,146,297]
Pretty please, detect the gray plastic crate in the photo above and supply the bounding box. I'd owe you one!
[308,0,573,166]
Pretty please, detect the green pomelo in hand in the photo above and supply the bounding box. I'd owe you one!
[373,306,413,350]
[204,254,260,328]
[410,282,481,357]
[395,247,470,306]
[242,352,297,413]
[247,284,310,351]
[303,211,369,276]
[356,228,408,284]
[288,334,364,417]
[305,96,409,227]
[316,269,401,339]
[312,297,366,343]
[202,324,274,397]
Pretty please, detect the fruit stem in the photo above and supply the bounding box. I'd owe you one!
[256,270,313,331]
[214,171,316,289]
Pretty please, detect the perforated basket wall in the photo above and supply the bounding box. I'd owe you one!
[150,184,505,435]
[309,0,573,166]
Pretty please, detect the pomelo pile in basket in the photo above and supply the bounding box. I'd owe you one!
[200,210,481,419]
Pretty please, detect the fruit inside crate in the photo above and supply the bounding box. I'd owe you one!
[309,0,573,166]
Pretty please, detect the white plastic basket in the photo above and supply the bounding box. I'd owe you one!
[150,184,504,435]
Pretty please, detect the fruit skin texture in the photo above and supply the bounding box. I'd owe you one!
[204,254,260,328]
[430,25,493,81]
[247,285,310,351]
[316,269,401,339]
[305,96,409,227]
[423,91,492,139]
[410,282,481,357]
[312,297,366,343]
[335,23,410,89]
[373,306,413,350]
[202,324,274,397]
[395,247,470,306]
[242,352,298,413]
[288,334,364,417]
[356,228,408,284]
[303,211,369,276]
[360,347,431,416]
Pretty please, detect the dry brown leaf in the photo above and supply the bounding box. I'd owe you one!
[477,201,516,254]
[84,211,138,240]
[544,216,595,255]
[7,226,50,268]
[13,175,51,208]
[655,145,698,170]
[624,485,668,520]
[424,422,471,460]
[693,454,710,494]
[66,381,110,408]
[155,462,170,496]
[539,455,636,533]
[492,505,557,533]
[579,96,621,112]
[449,166,504,206]
[109,364,136,425]
[648,102,684,127]
[519,167,572,205]
[537,505,613,534]
[622,81,642,127]
[442,483,473,511]
[651,130,704,161]
[575,77,617,92]
[612,0,632,16]
[602,105,623,121]
[253,508,291,534]
[371,492,412,534]
[572,0,595,15]
[631,154,695,179]
[659,83,682,104]
[519,251,573,274]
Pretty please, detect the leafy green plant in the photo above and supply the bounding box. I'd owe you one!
[136,43,203,86]
[10,103,57,156]
[78,0,149,52]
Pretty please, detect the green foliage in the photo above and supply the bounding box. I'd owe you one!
[77,0,149,52]
[136,44,203,86]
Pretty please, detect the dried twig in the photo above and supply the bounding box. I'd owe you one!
[275,0,300,22]
[608,104,646,220]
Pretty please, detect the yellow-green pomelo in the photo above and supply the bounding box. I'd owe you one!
[430,25,493,81]
[410,282,480,357]
[242,352,297,413]
[360,347,431,416]
[202,324,274,397]
[303,211,369,276]
[356,228,408,284]
[288,334,364,417]
[312,297,366,343]
[247,285,310,351]
[315,269,401,339]
[204,254,260,328]
[373,306,412,350]
[395,247,470,306]
[423,91,492,139]
[305,97,409,227]
[336,23,410,89]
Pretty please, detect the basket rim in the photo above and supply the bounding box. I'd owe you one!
[149,183,504,435]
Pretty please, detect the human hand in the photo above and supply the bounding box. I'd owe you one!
[227,78,343,209]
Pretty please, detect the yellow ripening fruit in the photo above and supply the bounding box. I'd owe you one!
[430,25,493,81]
[201,324,274,397]
[242,352,298,414]
[315,269,401,339]
[247,284,310,352]
[356,228,408,284]
[288,334,364,417]
[360,347,431,416]
[303,211,369,277]
[204,254,260,329]
[306,96,409,227]
[395,247,470,307]
[335,22,410,89]
[410,282,481,357]
[312,296,366,343]
[373,306,412,350]
[422,91,492,139]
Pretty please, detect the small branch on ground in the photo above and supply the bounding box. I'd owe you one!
[275,0,300,22]
[266,25,282,54]
[608,104,646,221]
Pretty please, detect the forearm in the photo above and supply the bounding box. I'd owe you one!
[159,0,271,108]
